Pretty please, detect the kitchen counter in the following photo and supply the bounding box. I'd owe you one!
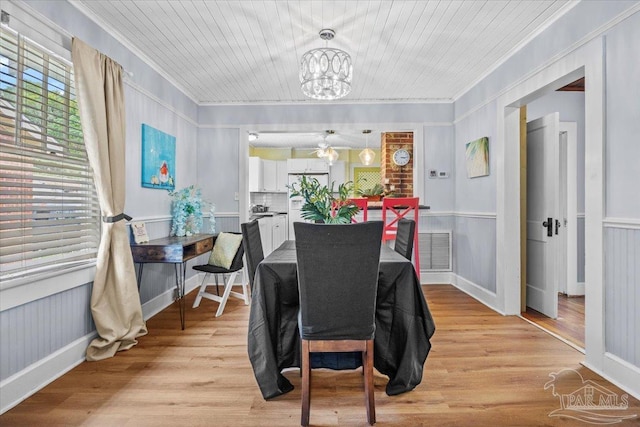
[249,211,287,221]
[366,202,430,210]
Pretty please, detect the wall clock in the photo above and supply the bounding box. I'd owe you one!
[392,148,410,166]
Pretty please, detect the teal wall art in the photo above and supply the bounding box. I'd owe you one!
[141,124,176,190]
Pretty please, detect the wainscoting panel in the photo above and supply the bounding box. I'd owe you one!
[454,215,497,293]
[0,283,94,380]
[604,227,639,367]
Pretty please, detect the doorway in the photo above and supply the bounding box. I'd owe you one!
[496,38,605,372]
[521,106,585,349]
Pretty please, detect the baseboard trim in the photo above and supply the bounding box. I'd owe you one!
[141,274,201,320]
[0,332,96,415]
[451,274,504,315]
[583,353,640,401]
[566,281,585,296]
[1,275,205,415]
[420,271,454,285]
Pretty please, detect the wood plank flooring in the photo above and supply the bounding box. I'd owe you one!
[2,285,638,426]
[522,294,585,349]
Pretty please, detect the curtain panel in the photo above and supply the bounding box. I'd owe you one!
[71,38,147,361]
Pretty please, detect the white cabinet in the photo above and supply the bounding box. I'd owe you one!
[249,157,263,192]
[257,214,288,256]
[272,214,287,249]
[329,160,346,188]
[287,158,329,174]
[250,158,287,192]
[276,160,288,192]
[306,159,330,173]
[262,159,277,192]
[257,217,273,256]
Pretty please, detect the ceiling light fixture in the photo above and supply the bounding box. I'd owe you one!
[313,130,339,165]
[359,130,375,166]
[300,29,352,101]
[248,132,258,141]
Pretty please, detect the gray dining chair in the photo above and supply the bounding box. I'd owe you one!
[294,221,383,426]
[394,218,416,261]
[241,220,264,292]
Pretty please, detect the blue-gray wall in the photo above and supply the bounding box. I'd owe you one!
[452,2,640,371]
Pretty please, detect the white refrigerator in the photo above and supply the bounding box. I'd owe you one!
[288,173,329,239]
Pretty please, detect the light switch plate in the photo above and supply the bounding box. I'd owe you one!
[429,169,437,179]
[438,171,449,178]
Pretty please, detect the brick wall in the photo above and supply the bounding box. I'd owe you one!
[381,132,414,197]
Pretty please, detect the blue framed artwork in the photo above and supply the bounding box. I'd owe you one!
[141,124,175,190]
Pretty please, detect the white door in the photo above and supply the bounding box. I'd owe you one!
[526,113,560,318]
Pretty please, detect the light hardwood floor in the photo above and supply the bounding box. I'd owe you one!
[522,294,585,349]
[2,285,638,426]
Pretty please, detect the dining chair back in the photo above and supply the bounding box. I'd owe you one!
[192,232,249,317]
[382,197,420,275]
[241,220,264,292]
[348,198,369,223]
[294,221,383,426]
[394,218,416,261]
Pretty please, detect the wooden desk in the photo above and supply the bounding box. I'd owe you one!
[131,234,215,329]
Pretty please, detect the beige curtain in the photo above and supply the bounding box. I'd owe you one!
[72,38,147,361]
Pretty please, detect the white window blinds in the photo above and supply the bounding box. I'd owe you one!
[0,27,100,281]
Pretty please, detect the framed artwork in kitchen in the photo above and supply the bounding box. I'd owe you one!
[141,124,176,190]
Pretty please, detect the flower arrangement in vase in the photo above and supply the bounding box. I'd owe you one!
[169,185,203,236]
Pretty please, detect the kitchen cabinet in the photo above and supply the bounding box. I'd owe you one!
[257,217,273,256]
[287,158,329,174]
[257,214,287,256]
[248,157,263,192]
[272,214,287,249]
[250,158,286,192]
[276,160,288,192]
[329,160,346,188]
[262,159,277,191]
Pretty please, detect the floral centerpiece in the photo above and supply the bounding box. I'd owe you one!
[288,175,359,224]
[169,185,203,236]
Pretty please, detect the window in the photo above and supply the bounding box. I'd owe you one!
[0,27,100,282]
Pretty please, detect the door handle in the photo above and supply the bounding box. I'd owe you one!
[542,217,553,237]
[555,219,561,235]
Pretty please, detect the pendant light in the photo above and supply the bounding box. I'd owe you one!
[359,130,375,165]
[300,29,352,100]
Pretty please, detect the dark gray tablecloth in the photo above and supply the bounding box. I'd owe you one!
[247,240,435,400]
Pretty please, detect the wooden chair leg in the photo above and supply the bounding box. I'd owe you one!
[215,271,238,317]
[192,273,209,308]
[364,340,375,425]
[301,340,311,426]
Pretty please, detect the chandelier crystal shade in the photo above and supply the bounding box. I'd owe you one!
[300,29,352,100]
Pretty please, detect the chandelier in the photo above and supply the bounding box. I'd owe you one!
[359,130,375,165]
[300,29,352,100]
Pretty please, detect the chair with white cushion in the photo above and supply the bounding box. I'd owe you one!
[192,232,249,317]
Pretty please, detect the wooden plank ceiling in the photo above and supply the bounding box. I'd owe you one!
[71,0,576,105]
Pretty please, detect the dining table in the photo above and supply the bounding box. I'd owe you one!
[247,240,436,400]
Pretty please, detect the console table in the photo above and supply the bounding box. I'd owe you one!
[131,234,215,329]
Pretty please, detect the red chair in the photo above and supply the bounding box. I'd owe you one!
[348,198,369,223]
[382,197,420,275]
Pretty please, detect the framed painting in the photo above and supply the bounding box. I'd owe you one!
[465,136,489,178]
[141,124,175,190]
